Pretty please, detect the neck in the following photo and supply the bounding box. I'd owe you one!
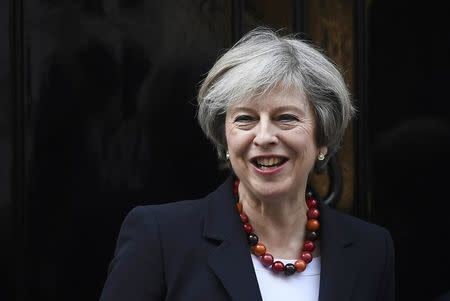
[239,187,309,259]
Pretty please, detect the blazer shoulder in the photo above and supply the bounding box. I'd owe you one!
[127,195,211,228]
[323,204,393,244]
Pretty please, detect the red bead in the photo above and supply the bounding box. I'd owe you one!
[240,212,248,223]
[306,198,318,209]
[235,202,243,213]
[306,219,320,232]
[303,240,315,252]
[300,251,313,263]
[261,253,274,266]
[307,208,320,219]
[243,223,253,233]
[272,261,285,272]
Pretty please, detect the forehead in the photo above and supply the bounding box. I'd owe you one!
[229,87,309,112]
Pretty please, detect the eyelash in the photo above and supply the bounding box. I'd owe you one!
[234,114,299,123]
[278,114,299,122]
[234,115,255,122]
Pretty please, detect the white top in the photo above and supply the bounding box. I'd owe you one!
[251,254,321,301]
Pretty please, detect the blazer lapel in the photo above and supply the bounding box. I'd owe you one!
[203,177,263,301]
[318,204,360,301]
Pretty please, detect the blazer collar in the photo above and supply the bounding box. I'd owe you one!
[203,177,360,301]
[203,176,263,301]
[318,203,360,301]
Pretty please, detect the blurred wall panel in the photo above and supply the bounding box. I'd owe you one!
[305,0,355,211]
[1,0,13,300]
[368,2,450,300]
[21,1,231,300]
[242,0,293,33]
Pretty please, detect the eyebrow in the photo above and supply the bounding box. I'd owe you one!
[229,105,306,115]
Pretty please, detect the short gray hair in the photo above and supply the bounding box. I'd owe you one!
[197,27,355,161]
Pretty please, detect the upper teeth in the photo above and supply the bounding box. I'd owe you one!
[256,157,282,166]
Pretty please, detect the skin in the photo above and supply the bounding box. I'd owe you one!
[225,87,327,259]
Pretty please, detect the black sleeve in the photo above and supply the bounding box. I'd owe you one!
[99,206,166,301]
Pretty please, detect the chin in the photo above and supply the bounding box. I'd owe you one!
[250,180,294,201]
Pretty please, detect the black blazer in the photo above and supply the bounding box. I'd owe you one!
[99,177,394,301]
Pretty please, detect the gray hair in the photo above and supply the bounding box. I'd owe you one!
[197,27,355,161]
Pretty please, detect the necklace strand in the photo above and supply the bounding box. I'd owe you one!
[233,179,320,276]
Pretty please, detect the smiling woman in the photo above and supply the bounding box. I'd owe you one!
[225,89,324,203]
[99,27,395,301]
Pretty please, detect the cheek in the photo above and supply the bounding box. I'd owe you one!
[292,125,316,146]
[296,122,315,136]
[287,128,318,160]
[224,121,235,149]
[231,137,249,155]
[225,127,246,154]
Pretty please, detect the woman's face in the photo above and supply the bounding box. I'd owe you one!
[225,88,327,202]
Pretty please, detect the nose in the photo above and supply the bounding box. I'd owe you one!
[253,118,278,147]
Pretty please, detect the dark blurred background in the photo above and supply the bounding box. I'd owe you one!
[1,1,449,300]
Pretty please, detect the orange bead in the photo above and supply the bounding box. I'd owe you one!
[306,219,320,231]
[294,260,306,272]
[236,202,243,213]
[252,243,266,256]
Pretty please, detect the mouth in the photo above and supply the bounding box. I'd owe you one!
[251,156,288,170]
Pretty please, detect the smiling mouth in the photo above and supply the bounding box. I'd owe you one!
[251,157,288,170]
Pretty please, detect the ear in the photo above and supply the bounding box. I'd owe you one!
[319,146,328,156]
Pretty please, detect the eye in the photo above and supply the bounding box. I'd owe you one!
[234,115,255,123]
[233,114,257,129]
[277,114,299,122]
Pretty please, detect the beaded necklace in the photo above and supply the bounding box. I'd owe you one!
[233,179,320,276]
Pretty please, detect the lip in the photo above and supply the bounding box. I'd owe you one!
[250,155,289,176]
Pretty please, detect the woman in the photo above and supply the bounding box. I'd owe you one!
[99,27,394,301]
